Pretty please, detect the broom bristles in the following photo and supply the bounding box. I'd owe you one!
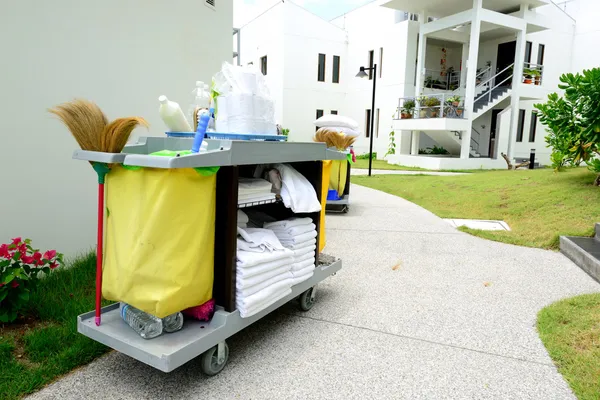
[314,127,356,150]
[48,99,108,152]
[101,117,149,154]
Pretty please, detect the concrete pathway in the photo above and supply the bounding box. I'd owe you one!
[352,168,467,176]
[29,185,599,399]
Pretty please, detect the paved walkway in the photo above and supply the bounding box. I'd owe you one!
[30,185,599,399]
[352,168,467,176]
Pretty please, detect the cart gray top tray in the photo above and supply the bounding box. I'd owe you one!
[73,137,346,168]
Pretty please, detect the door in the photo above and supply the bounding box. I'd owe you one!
[489,109,502,158]
[496,41,516,87]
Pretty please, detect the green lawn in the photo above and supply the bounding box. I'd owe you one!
[353,159,428,171]
[353,167,600,249]
[538,293,600,400]
[0,253,108,400]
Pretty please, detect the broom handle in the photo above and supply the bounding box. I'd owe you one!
[95,182,104,326]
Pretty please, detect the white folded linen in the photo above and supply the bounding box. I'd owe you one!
[291,263,315,278]
[283,238,317,250]
[292,244,316,258]
[238,178,273,195]
[237,209,249,224]
[237,278,293,309]
[264,217,313,230]
[237,271,293,298]
[238,193,276,203]
[293,250,315,264]
[271,223,316,237]
[238,223,247,229]
[291,270,314,286]
[238,287,291,318]
[236,264,291,290]
[279,230,318,246]
[291,257,315,272]
[236,248,293,269]
[237,227,284,252]
[237,257,293,278]
[274,164,321,213]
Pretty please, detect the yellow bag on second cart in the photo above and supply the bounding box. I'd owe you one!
[319,160,332,253]
[329,159,347,197]
[103,165,217,318]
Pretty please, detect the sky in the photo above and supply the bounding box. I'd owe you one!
[234,0,372,27]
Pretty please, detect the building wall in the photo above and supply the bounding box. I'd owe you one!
[562,0,600,72]
[0,0,232,255]
[238,3,285,124]
[282,2,348,143]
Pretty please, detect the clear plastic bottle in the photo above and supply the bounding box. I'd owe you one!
[119,303,163,340]
[158,95,192,132]
[162,312,184,333]
[187,81,210,127]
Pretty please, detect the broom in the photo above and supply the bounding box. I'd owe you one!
[314,128,356,196]
[49,99,148,326]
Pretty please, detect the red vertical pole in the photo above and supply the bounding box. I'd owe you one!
[95,182,104,326]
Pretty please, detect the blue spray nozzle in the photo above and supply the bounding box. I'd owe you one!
[192,110,211,153]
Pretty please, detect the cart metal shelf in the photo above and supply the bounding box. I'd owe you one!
[73,137,345,374]
[78,258,341,372]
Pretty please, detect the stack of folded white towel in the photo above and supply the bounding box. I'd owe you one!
[238,178,275,205]
[264,217,317,285]
[237,210,249,228]
[236,227,294,318]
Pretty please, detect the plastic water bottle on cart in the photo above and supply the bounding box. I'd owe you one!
[120,303,163,339]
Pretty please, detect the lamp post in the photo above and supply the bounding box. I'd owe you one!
[356,64,377,177]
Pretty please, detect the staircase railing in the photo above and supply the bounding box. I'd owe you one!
[474,62,514,106]
[471,127,481,153]
[475,65,492,87]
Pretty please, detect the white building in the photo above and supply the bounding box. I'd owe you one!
[0,1,233,255]
[238,0,598,169]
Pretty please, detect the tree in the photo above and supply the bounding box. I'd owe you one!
[535,69,600,185]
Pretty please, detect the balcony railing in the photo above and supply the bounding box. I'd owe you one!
[423,69,461,91]
[523,62,544,86]
[395,93,465,120]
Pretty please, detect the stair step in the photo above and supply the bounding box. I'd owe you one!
[560,236,600,283]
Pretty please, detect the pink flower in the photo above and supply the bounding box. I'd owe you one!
[18,243,27,254]
[11,237,22,245]
[22,255,35,264]
[43,250,57,260]
[0,244,9,258]
[33,252,42,261]
[49,261,59,270]
[11,280,19,288]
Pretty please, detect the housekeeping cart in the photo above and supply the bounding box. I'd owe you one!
[326,159,351,213]
[74,137,345,375]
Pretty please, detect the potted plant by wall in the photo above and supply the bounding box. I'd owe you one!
[523,69,534,84]
[426,96,441,117]
[401,100,415,119]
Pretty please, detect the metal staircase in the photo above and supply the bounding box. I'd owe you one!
[452,128,482,158]
[472,63,513,119]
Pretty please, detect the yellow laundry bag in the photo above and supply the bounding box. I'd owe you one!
[329,159,348,197]
[319,160,332,253]
[103,165,216,318]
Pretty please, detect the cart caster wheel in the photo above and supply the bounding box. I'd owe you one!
[298,287,316,311]
[200,341,229,376]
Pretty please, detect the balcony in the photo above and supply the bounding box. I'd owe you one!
[394,93,470,132]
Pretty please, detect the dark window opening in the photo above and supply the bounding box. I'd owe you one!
[365,109,372,138]
[525,41,532,64]
[375,109,380,138]
[379,48,383,78]
[368,50,374,80]
[529,112,538,142]
[318,53,326,82]
[332,55,340,83]
[260,56,267,75]
[316,109,324,132]
[516,109,526,142]
[331,110,338,115]
[537,44,545,66]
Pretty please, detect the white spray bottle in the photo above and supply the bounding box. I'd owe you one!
[158,95,193,132]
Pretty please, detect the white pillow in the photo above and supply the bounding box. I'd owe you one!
[324,126,361,137]
[314,114,359,130]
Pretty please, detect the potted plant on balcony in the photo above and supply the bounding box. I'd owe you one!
[523,69,534,84]
[426,96,441,117]
[530,69,541,85]
[446,95,461,107]
[416,96,428,118]
[401,100,415,119]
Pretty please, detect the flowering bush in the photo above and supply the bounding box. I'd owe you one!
[0,237,64,322]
